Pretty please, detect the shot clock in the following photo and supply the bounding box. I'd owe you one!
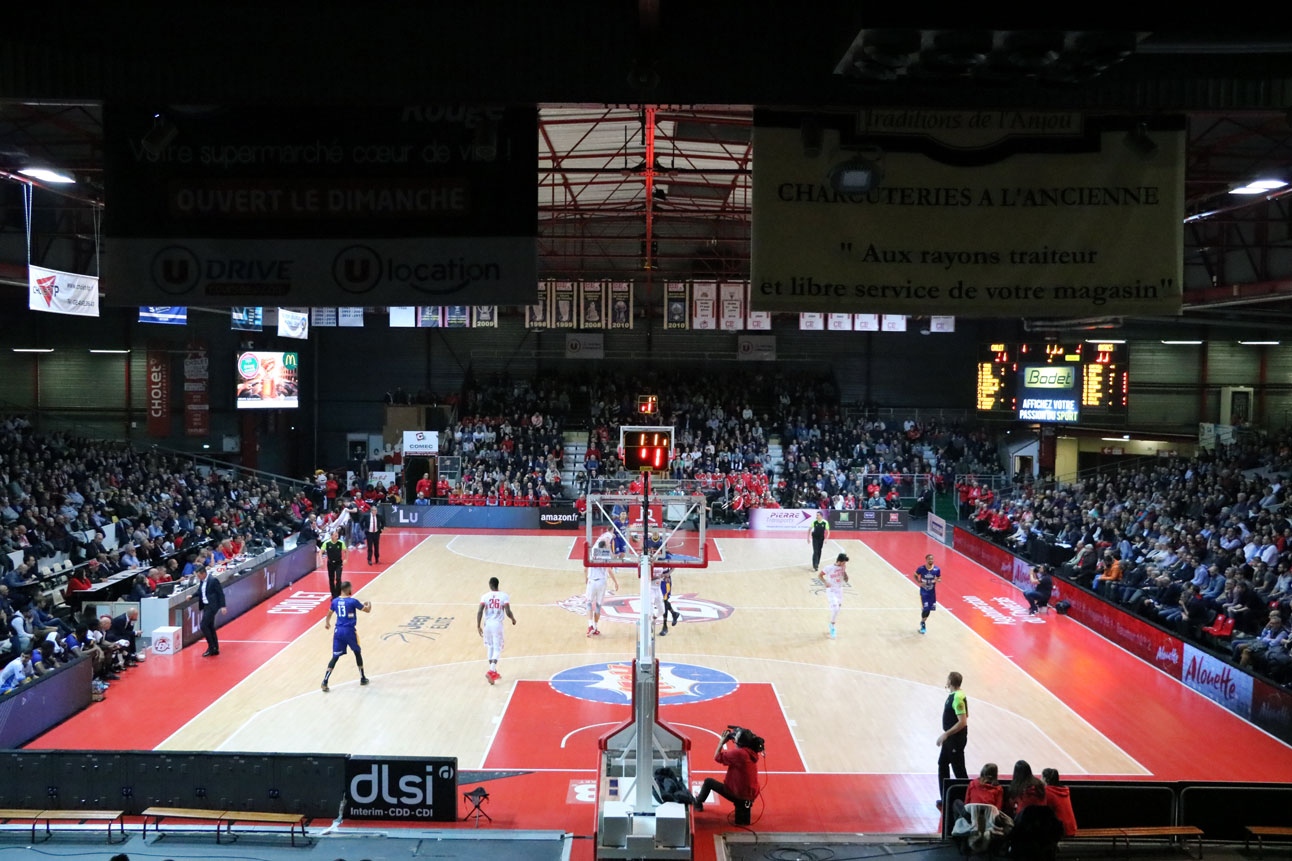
[620,427,674,472]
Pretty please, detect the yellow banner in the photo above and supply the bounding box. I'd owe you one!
[751,113,1184,317]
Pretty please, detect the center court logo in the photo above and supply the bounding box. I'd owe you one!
[551,661,739,705]
[557,593,733,624]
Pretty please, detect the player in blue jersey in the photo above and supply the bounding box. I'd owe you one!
[913,553,941,635]
[611,505,629,556]
[321,581,372,692]
[657,560,682,636]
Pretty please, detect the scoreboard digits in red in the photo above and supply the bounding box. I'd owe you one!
[623,430,673,472]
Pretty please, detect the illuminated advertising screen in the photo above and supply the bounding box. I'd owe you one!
[235,351,299,409]
[1016,364,1079,423]
[978,342,1127,422]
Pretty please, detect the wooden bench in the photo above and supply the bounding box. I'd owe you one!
[1246,826,1292,858]
[220,810,310,845]
[0,808,126,843]
[1070,825,1204,858]
[142,806,309,845]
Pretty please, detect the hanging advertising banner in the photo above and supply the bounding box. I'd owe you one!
[746,285,771,330]
[102,105,538,306]
[389,306,416,327]
[664,282,690,329]
[854,313,880,331]
[183,339,210,438]
[311,308,338,327]
[692,282,717,330]
[881,314,907,332]
[751,111,1185,317]
[608,281,633,329]
[417,306,443,327]
[827,313,853,331]
[526,282,551,329]
[579,281,605,328]
[338,307,365,327]
[277,307,310,339]
[146,346,171,438]
[231,306,263,331]
[799,312,824,331]
[719,283,744,331]
[472,306,497,327]
[444,305,470,328]
[551,281,577,328]
[28,264,100,317]
[139,306,187,325]
[930,315,956,332]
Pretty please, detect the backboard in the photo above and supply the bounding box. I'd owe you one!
[583,493,707,569]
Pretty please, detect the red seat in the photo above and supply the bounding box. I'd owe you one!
[1202,614,1234,642]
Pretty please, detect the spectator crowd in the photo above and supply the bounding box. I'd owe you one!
[974,429,1292,689]
[1,415,309,698]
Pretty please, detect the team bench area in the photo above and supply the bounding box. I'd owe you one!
[0,808,126,843]
[1068,826,1205,858]
[141,806,311,845]
[1246,826,1292,857]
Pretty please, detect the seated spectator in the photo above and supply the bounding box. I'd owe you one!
[965,762,1005,808]
[1092,551,1122,596]
[1233,610,1288,671]
[1004,760,1046,818]
[0,647,35,693]
[128,573,154,602]
[31,597,71,637]
[105,610,143,665]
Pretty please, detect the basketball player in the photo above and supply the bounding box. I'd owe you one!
[658,563,682,636]
[585,563,619,637]
[591,527,619,561]
[321,581,371,692]
[611,505,630,557]
[914,553,942,635]
[477,576,517,684]
[818,552,849,639]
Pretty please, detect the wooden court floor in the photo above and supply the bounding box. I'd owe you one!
[30,527,1292,847]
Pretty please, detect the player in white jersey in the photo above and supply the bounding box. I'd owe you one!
[817,552,850,639]
[585,564,620,637]
[476,576,517,684]
[591,528,619,561]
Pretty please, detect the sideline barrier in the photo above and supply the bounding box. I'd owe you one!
[0,751,456,823]
[386,503,543,529]
[164,541,318,649]
[953,526,1292,745]
[748,508,909,531]
[943,780,1289,848]
[0,657,94,749]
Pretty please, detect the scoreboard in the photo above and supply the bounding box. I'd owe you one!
[976,341,1128,421]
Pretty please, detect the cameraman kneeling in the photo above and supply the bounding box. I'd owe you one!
[694,727,760,815]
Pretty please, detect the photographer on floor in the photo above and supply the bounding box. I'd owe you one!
[694,725,763,821]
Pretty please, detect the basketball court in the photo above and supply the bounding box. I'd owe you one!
[29,524,1292,857]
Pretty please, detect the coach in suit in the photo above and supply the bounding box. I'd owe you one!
[194,564,227,657]
[364,504,386,565]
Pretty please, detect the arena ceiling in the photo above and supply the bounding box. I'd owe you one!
[3,10,1292,335]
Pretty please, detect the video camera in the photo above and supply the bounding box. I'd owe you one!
[725,725,765,754]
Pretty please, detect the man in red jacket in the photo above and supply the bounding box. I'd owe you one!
[694,726,761,816]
